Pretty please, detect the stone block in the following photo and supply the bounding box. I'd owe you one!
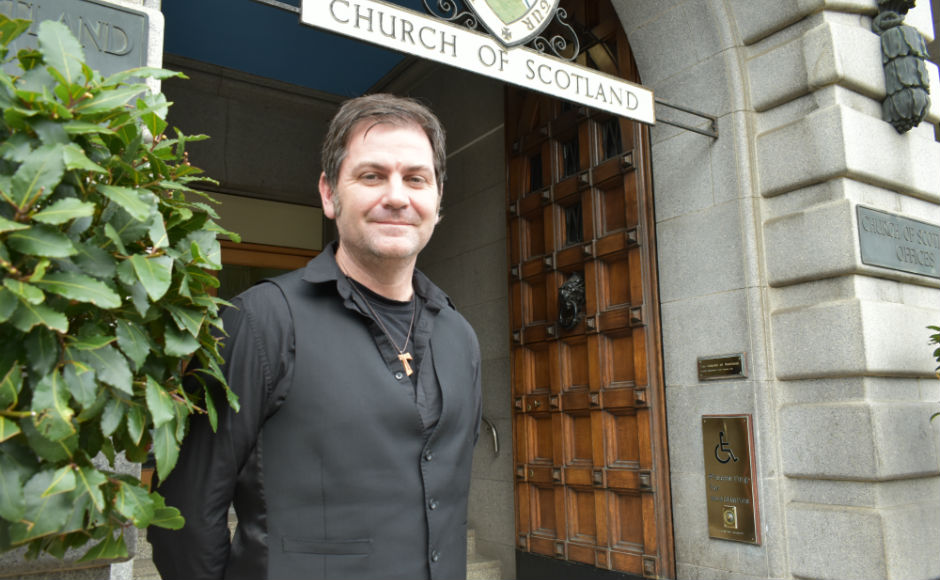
[780,400,940,479]
[882,500,940,579]
[764,199,856,286]
[772,298,938,379]
[757,105,940,200]
[660,291,750,386]
[656,201,746,304]
[748,20,884,112]
[787,502,887,580]
[727,0,872,45]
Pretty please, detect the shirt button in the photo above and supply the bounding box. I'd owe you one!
[429,499,439,510]
[394,371,404,380]
[424,450,433,461]
[430,550,440,563]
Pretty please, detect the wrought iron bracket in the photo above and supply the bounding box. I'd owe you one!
[654,98,718,139]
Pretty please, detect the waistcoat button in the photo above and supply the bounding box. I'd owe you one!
[429,499,439,510]
[431,550,440,563]
[394,371,404,380]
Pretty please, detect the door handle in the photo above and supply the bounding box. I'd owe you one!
[481,415,499,457]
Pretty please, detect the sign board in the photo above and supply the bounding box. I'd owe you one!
[697,353,747,381]
[0,0,148,77]
[701,414,760,544]
[300,0,655,125]
[857,205,940,279]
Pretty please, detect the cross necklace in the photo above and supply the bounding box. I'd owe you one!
[347,277,417,376]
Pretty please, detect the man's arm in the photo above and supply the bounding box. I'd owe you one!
[147,284,290,579]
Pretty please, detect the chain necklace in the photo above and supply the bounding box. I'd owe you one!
[347,277,417,376]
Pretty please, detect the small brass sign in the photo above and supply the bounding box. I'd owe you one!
[697,353,747,381]
[702,415,760,544]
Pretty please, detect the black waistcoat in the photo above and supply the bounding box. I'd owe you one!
[225,269,479,580]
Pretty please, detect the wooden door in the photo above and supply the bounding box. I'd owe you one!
[508,2,673,578]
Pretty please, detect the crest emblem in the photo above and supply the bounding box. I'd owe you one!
[467,0,562,47]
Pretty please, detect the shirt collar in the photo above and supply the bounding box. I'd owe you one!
[301,241,451,310]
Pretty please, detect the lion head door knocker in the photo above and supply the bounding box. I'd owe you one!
[558,272,585,330]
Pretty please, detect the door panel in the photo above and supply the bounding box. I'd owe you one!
[508,2,672,578]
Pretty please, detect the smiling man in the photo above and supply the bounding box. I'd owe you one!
[148,94,482,580]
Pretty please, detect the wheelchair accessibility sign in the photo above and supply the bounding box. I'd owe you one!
[702,415,761,544]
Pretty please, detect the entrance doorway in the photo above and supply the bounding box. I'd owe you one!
[506,2,673,578]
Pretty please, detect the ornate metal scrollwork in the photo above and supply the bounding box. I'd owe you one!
[423,1,581,62]
[557,272,585,330]
[422,0,480,29]
[872,0,931,133]
[530,7,580,62]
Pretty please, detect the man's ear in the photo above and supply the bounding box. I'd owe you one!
[319,173,337,219]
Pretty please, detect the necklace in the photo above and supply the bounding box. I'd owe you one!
[347,277,417,376]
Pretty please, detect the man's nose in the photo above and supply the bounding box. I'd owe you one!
[382,176,410,208]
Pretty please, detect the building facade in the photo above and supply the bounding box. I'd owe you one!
[7,1,940,579]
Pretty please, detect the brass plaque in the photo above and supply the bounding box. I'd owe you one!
[697,353,747,381]
[702,415,760,544]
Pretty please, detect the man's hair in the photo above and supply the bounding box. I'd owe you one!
[321,93,446,196]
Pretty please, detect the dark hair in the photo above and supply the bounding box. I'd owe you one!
[321,93,446,196]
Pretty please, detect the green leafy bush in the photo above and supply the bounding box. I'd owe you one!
[0,16,237,560]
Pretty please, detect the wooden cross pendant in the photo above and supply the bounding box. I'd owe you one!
[398,352,414,376]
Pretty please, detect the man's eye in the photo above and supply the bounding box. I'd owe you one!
[361,173,381,182]
[408,175,428,185]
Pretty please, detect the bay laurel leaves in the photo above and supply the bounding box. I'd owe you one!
[33,271,121,308]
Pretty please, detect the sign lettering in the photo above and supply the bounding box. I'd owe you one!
[301,0,655,124]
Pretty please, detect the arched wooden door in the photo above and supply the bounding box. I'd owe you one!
[507,2,674,578]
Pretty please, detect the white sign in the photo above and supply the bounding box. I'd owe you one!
[300,0,656,125]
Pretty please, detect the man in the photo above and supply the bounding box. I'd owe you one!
[148,94,482,580]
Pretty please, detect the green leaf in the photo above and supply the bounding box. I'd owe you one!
[99,399,124,437]
[75,86,142,115]
[163,324,199,357]
[114,480,152,527]
[42,465,76,497]
[32,119,69,146]
[0,453,27,522]
[145,376,175,428]
[8,144,65,210]
[34,271,121,308]
[63,120,113,136]
[67,325,114,351]
[20,419,77,462]
[0,287,17,322]
[0,416,21,442]
[31,371,76,442]
[125,404,145,445]
[0,17,31,48]
[151,422,180,482]
[166,304,204,337]
[61,143,106,173]
[129,254,172,301]
[25,326,59,376]
[74,243,117,279]
[98,185,153,222]
[104,66,185,86]
[204,382,218,432]
[32,197,96,225]
[149,492,184,530]
[9,469,72,544]
[115,319,152,370]
[0,363,22,408]
[62,361,97,409]
[74,345,131,395]
[103,223,127,255]
[77,531,127,562]
[74,466,106,512]
[38,20,85,84]
[3,278,44,304]
[0,214,28,233]
[7,225,77,257]
[10,301,69,333]
[148,213,168,249]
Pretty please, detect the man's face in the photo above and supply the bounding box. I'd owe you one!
[319,121,440,265]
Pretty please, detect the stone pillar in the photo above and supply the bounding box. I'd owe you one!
[749,3,940,579]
